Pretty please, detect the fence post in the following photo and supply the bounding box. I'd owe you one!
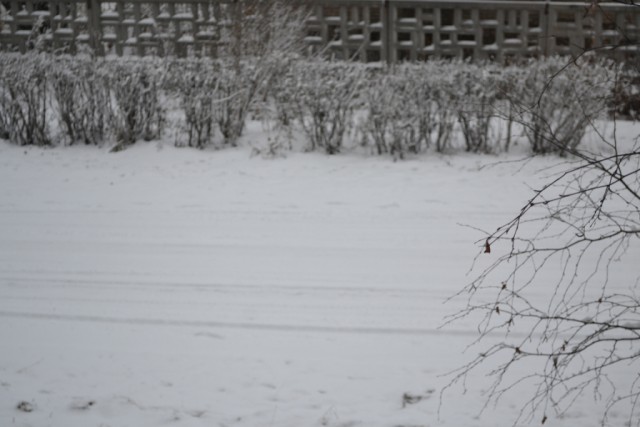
[87,0,103,55]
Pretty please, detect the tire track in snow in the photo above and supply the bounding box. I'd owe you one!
[0,309,488,337]
[0,275,446,296]
[0,276,463,335]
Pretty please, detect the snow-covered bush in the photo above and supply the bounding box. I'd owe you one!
[449,62,500,153]
[381,75,424,158]
[372,60,458,155]
[50,57,111,145]
[213,60,264,146]
[493,65,523,152]
[415,61,473,154]
[359,70,400,156]
[0,74,9,140]
[161,0,307,148]
[182,71,217,149]
[360,60,500,157]
[0,54,166,149]
[411,63,446,153]
[283,60,364,154]
[507,57,616,155]
[426,65,458,154]
[271,66,297,130]
[210,0,307,146]
[107,59,165,150]
[0,54,52,146]
[166,59,218,148]
[611,64,640,121]
[0,50,618,158]
[166,57,283,148]
[359,65,436,158]
[358,58,612,157]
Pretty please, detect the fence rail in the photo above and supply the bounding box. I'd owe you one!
[0,0,638,62]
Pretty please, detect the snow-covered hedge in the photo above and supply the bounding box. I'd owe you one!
[0,54,167,148]
[613,66,640,120]
[50,57,111,146]
[499,57,617,155]
[273,60,364,154]
[108,59,165,151]
[164,55,286,148]
[271,57,615,157]
[359,64,443,158]
[0,54,52,146]
[0,53,618,157]
[166,59,218,149]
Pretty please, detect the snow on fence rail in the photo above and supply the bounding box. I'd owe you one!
[0,0,638,61]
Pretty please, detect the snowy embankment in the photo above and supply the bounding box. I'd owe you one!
[0,122,638,427]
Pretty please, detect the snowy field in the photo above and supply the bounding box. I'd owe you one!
[1,122,639,427]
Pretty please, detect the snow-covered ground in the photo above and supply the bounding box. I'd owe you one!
[0,123,638,427]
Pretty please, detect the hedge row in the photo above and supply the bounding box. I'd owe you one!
[0,53,622,156]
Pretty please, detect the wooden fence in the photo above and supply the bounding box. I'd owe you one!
[0,0,638,62]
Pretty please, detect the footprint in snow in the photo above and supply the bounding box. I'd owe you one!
[69,399,96,411]
[16,401,36,413]
[194,331,224,339]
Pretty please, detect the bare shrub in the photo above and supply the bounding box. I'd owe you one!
[50,57,111,145]
[0,54,52,146]
[166,59,218,148]
[271,64,297,130]
[107,59,165,150]
[494,65,523,152]
[508,57,616,155]
[0,74,9,140]
[287,60,364,154]
[451,63,499,154]
[411,63,443,153]
[359,65,437,158]
[211,0,308,146]
[428,62,458,153]
[359,69,399,156]
[382,75,424,159]
[611,64,640,121]
[212,60,262,146]
[170,57,290,148]
[362,61,505,157]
